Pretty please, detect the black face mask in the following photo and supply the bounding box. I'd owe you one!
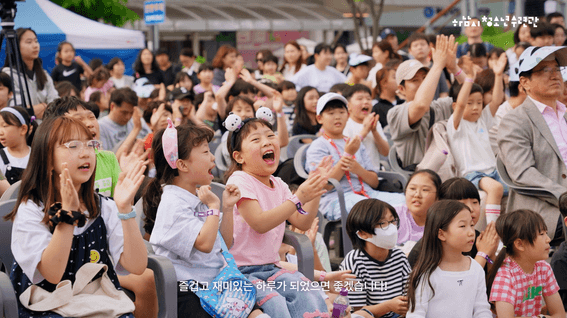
[284,100,294,106]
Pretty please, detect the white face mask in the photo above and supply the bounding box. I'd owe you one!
[357,224,398,250]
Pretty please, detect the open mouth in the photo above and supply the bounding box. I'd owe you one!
[361,106,370,114]
[78,163,91,171]
[262,150,275,164]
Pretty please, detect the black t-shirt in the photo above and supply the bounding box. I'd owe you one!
[160,64,182,87]
[51,62,84,90]
[134,71,164,85]
[408,230,481,268]
[372,96,404,128]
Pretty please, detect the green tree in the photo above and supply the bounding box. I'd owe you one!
[50,0,139,27]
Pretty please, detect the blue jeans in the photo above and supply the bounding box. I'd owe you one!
[465,169,509,196]
[238,264,329,318]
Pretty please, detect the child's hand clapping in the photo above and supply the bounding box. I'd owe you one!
[60,162,80,212]
[222,184,241,212]
[476,221,499,257]
[296,156,332,204]
[114,159,147,213]
[361,113,378,139]
[431,35,449,67]
[197,185,221,210]
[344,135,361,156]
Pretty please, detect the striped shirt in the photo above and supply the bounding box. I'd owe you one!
[340,248,410,317]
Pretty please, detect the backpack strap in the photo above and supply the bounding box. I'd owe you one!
[0,148,10,165]
[429,107,436,130]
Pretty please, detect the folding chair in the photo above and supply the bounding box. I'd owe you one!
[388,146,413,181]
[0,181,20,202]
[286,134,317,160]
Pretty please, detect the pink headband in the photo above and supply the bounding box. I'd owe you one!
[162,118,178,169]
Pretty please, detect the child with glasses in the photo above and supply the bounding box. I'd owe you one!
[341,199,411,318]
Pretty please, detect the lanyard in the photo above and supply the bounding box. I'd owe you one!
[322,134,369,198]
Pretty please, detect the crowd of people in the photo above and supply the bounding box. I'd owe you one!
[3,11,567,318]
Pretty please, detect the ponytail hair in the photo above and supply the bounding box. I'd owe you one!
[143,121,214,234]
[486,209,547,298]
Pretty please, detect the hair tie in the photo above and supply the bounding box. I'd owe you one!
[502,245,507,249]
[162,118,179,169]
[30,116,36,123]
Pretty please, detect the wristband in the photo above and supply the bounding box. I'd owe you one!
[319,271,327,282]
[194,209,220,217]
[454,68,463,77]
[277,111,285,117]
[476,251,493,264]
[465,77,474,83]
[361,308,375,317]
[288,194,307,215]
[118,208,137,220]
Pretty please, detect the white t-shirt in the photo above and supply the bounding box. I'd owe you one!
[0,147,30,176]
[150,185,226,283]
[489,100,513,156]
[290,65,347,93]
[11,197,127,284]
[343,118,387,170]
[406,257,492,318]
[447,106,496,177]
[282,64,306,81]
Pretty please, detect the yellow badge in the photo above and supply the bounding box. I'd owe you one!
[90,250,100,263]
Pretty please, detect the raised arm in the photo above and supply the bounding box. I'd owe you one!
[452,56,476,130]
[408,35,448,126]
[240,68,275,99]
[488,53,507,117]
[215,68,237,121]
[445,35,466,84]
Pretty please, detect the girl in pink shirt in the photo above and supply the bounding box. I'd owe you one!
[225,113,333,317]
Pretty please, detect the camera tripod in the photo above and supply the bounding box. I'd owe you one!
[0,0,35,116]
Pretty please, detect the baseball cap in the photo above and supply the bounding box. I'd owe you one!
[170,87,194,101]
[316,93,348,115]
[349,53,373,67]
[517,46,567,75]
[509,61,520,82]
[396,60,429,85]
[381,28,396,40]
[133,78,154,98]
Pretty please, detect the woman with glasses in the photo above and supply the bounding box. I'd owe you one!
[340,198,411,318]
[394,170,442,247]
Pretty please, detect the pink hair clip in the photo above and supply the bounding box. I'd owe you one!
[162,118,179,169]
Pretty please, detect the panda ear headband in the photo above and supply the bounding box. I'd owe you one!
[223,106,273,152]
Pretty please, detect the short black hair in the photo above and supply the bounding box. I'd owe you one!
[329,83,350,95]
[110,87,138,107]
[85,101,100,118]
[438,177,481,202]
[547,12,565,24]
[469,43,487,58]
[228,79,256,101]
[559,191,567,217]
[531,22,554,38]
[408,33,430,48]
[343,83,372,100]
[449,82,484,102]
[333,43,347,54]
[106,57,123,71]
[314,43,332,55]
[509,81,520,97]
[143,100,173,124]
[44,96,93,120]
[262,55,278,65]
[278,81,296,92]
[179,48,195,58]
[346,199,399,250]
[55,81,79,98]
[320,99,347,114]
[155,48,169,56]
[0,73,13,93]
[198,62,214,74]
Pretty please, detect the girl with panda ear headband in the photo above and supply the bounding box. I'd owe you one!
[221,105,334,317]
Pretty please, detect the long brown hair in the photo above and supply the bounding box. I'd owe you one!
[4,117,99,223]
[280,41,303,75]
[407,200,470,312]
[372,67,391,99]
[212,45,238,69]
[373,41,401,63]
[3,28,48,91]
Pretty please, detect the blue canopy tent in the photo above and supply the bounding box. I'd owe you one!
[0,0,145,75]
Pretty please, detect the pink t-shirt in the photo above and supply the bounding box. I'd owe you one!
[490,257,559,317]
[226,171,293,267]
